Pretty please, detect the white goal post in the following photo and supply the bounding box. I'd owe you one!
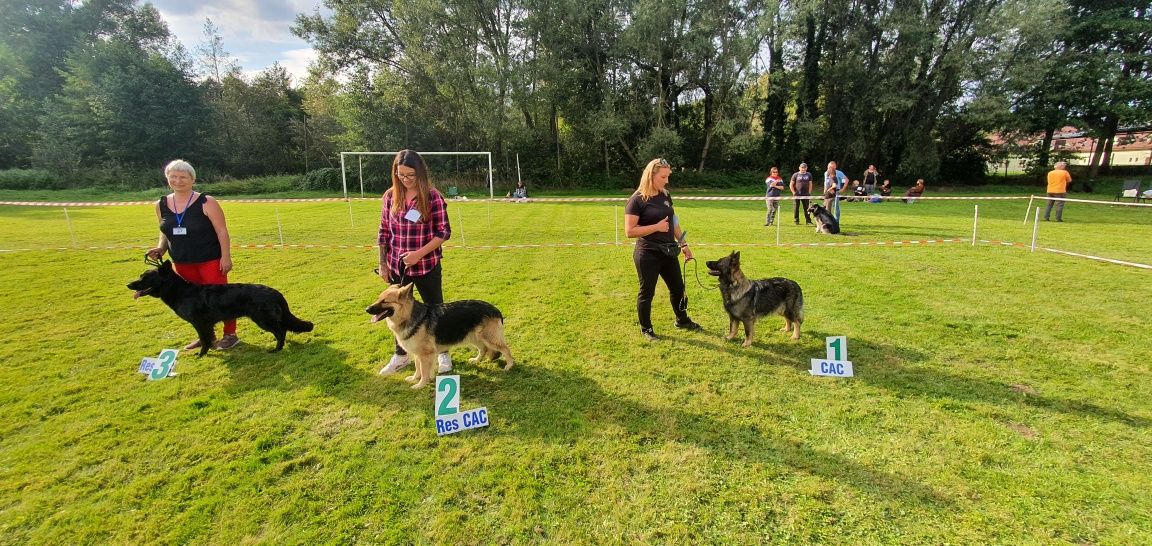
[339,151,494,199]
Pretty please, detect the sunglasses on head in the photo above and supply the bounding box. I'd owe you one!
[656,158,670,168]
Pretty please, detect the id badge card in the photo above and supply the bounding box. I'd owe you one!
[172,227,187,235]
[403,208,422,222]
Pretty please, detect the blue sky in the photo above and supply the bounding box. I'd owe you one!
[148,0,330,84]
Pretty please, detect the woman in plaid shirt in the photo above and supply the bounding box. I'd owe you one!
[376,150,454,375]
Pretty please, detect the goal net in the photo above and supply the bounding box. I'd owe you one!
[339,151,494,199]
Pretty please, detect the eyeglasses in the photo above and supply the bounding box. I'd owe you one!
[396,171,417,181]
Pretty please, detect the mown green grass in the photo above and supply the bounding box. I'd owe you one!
[1,196,1150,544]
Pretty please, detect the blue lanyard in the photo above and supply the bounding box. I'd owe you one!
[174,192,196,227]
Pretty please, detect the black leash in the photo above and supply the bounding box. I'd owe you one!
[682,257,718,292]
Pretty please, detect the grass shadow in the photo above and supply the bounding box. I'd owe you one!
[459,363,953,509]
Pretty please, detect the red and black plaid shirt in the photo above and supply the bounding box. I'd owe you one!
[378,189,451,278]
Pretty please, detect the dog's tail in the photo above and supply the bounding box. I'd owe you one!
[284,312,314,333]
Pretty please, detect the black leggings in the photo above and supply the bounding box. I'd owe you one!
[389,263,443,355]
[633,246,689,330]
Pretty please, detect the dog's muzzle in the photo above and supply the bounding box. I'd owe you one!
[129,286,152,299]
[366,305,394,323]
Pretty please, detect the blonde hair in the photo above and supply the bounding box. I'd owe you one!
[164,159,195,180]
[635,158,671,201]
[386,150,433,220]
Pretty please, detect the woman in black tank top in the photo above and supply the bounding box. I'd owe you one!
[146,160,239,350]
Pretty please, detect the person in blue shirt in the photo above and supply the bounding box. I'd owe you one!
[823,161,848,221]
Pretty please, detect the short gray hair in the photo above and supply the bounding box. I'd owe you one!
[164,159,195,179]
[1055,161,1067,169]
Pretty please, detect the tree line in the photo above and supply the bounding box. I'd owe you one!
[1,0,1149,191]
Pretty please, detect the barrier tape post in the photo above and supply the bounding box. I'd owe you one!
[615,206,619,246]
[346,198,355,229]
[63,207,77,249]
[275,205,285,248]
[972,205,978,246]
[1024,195,1035,224]
[776,204,782,246]
[458,205,465,247]
[1031,206,1041,252]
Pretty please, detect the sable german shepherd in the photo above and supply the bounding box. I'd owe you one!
[807,203,841,234]
[127,260,314,356]
[365,284,514,389]
[705,251,803,346]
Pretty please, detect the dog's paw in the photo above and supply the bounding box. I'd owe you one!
[468,356,482,364]
[742,340,754,348]
[403,374,418,383]
[724,333,737,341]
[411,380,428,389]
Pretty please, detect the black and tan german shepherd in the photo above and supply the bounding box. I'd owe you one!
[366,284,514,389]
[806,203,840,234]
[705,251,803,346]
[127,260,313,356]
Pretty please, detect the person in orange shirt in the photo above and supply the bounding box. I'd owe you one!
[1045,161,1072,221]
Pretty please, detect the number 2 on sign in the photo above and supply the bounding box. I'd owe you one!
[437,377,459,416]
[826,336,847,361]
[149,349,177,380]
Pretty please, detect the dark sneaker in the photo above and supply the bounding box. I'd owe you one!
[641,328,659,341]
[215,334,240,350]
[184,339,203,351]
[675,319,702,331]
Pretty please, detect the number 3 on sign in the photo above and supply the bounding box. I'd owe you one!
[149,349,178,380]
[826,336,847,361]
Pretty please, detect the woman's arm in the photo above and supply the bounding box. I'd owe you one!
[147,201,169,259]
[624,214,669,238]
[202,196,232,274]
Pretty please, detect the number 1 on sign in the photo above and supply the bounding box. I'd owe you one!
[826,336,847,361]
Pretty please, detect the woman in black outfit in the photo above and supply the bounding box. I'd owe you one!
[624,158,701,341]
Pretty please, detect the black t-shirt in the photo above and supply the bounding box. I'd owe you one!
[864,171,878,185]
[159,193,222,263]
[625,191,678,250]
[790,172,812,195]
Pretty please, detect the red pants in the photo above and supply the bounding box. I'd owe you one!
[173,259,236,335]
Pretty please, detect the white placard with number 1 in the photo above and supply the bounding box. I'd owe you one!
[810,336,854,377]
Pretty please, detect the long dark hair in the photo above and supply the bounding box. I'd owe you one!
[386,149,434,220]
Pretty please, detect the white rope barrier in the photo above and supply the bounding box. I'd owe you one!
[1036,195,1152,207]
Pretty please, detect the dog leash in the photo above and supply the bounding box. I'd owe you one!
[682,257,718,292]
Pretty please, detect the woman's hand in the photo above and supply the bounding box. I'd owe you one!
[218,256,233,274]
[653,217,670,233]
[400,251,422,267]
[682,245,693,261]
[146,247,165,260]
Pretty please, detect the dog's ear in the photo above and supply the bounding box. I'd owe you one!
[399,283,415,298]
[732,251,740,264]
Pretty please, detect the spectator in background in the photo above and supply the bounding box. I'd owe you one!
[790,162,813,225]
[823,161,847,219]
[863,165,880,194]
[764,166,786,226]
[879,179,893,197]
[507,180,529,203]
[903,179,926,203]
[1044,161,1072,222]
[851,180,868,202]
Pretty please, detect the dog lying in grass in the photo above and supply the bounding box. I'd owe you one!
[705,251,804,346]
[366,283,514,389]
[127,259,313,356]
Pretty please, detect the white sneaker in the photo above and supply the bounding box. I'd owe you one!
[379,353,410,375]
[437,353,453,373]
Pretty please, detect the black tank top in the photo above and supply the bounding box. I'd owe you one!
[159,193,222,263]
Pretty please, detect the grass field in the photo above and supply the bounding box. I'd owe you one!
[1,194,1150,544]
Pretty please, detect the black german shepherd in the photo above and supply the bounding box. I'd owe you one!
[806,203,840,234]
[705,251,804,346]
[127,260,313,356]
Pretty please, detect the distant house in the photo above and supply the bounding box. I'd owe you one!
[990,127,1152,174]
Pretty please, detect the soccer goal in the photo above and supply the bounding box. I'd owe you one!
[339,151,494,199]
